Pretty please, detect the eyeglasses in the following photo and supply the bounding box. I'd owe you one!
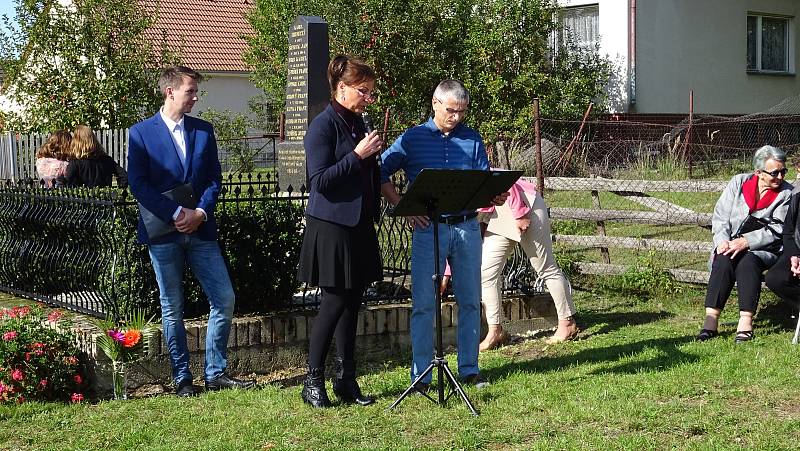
[434,97,468,117]
[761,168,788,178]
[349,85,376,102]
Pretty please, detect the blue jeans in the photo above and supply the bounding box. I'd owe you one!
[410,217,482,383]
[149,236,235,384]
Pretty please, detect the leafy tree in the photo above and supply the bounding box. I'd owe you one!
[0,0,179,132]
[199,108,254,173]
[243,0,611,142]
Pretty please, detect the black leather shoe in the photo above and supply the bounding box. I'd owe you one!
[175,380,197,398]
[333,378,375,406]
[413,381,431,395]
[301,367,332,408]
[205,373,256,391]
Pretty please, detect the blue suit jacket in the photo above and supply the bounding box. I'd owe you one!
[304,104,380,226]
[127,113,222,244]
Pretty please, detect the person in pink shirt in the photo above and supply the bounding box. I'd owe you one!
[35,130,71,187]
[479,177,578,349]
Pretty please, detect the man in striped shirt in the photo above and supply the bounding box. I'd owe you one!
[381,79,506,391]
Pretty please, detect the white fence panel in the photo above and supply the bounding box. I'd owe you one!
[0,128,129,181]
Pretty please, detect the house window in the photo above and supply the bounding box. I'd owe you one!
[747,14,793,73]
[557,4,600,51]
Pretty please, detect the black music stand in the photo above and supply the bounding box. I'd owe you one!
[387,168,522,416]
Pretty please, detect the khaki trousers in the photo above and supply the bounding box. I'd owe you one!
[480,194,575,325]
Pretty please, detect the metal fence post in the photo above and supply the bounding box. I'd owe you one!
[533,97,544,197]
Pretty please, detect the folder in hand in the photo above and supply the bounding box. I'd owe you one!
[138,183,197,239]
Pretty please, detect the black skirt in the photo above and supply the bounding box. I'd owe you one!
[297,214,382,289]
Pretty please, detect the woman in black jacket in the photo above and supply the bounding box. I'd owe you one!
[62,125,127,188]
[296,55,383,408]
[765,184,800,314]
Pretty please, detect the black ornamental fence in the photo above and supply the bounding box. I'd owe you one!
[0,172,541,320]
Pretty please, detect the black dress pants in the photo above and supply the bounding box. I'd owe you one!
[705,252,766,312]
[307,285,365,370]
[765,252,800,309]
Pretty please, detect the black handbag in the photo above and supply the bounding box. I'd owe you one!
[733,214,782,253]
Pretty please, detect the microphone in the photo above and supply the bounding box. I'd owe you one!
[362,111,374,135]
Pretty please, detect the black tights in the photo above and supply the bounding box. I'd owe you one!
[307,285,364,369]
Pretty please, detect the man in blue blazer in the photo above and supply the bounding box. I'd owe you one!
[128,65,255,397]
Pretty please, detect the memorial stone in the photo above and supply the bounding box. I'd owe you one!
[277,16,329,192]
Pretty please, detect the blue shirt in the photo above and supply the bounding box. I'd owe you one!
[380,118,489,185]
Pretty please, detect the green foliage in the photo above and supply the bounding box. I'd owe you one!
[247,93,281,133]
[200,109,255,173]
[215,197,306,314]
[0,306,85,404]
[610,250,683,298]
[553,244,582,279]
[105,195,306,318]
[0,0,180,132]
[244,0,611,141]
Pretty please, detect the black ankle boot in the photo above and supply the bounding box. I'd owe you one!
[332,358,375,406]
[301,367,332,408]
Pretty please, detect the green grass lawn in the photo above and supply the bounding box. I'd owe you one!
[2,284,800,450]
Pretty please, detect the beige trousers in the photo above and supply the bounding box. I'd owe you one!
[480,194,575,325]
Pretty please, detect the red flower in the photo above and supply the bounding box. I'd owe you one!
[73,374,83,385]
[24,352,31,361]
[122,329,142,348]
[2,331,17,341]
[11,369,24,381]
[39,379,48,389]
[70,393,83,403]
[47,310,63,322]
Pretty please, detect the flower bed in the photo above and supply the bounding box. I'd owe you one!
[0,306,85,404]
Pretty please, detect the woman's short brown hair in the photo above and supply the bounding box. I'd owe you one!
[327,55,375,96]
[36,130,72,160]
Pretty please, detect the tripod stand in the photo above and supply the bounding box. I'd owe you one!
[387,169,522,416]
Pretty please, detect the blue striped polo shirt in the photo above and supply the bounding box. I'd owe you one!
[380,118,489,185]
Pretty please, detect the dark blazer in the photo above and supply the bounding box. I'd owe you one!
[62,155,128,188]
[303,103,380,226]
[127,113,222,244]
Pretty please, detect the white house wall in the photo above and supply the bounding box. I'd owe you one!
[560,0,631,113]
[196,73,263,116]
[635,0,800,114]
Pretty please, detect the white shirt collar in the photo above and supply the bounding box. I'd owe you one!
[159,108,185,131]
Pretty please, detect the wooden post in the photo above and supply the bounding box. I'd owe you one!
[590,174,611,264]
[533,98,544,197]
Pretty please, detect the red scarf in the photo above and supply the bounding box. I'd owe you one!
[742,174,778,213]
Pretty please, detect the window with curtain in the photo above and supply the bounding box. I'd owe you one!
[747,14,792,73]
[557,4,599,51]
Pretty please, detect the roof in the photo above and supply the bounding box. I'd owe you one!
[142,0,254,72]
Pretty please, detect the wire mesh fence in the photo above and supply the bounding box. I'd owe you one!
[514,95,800,284]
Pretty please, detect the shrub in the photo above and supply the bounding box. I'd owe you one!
[0,306,85,404]
[107,194,306,317]
[611,251,683,298]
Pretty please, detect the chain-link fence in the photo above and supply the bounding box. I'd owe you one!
[508,95,800,283]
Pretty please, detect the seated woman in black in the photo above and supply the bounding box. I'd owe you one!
[765,180,800,316]
[62,125,127,188]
